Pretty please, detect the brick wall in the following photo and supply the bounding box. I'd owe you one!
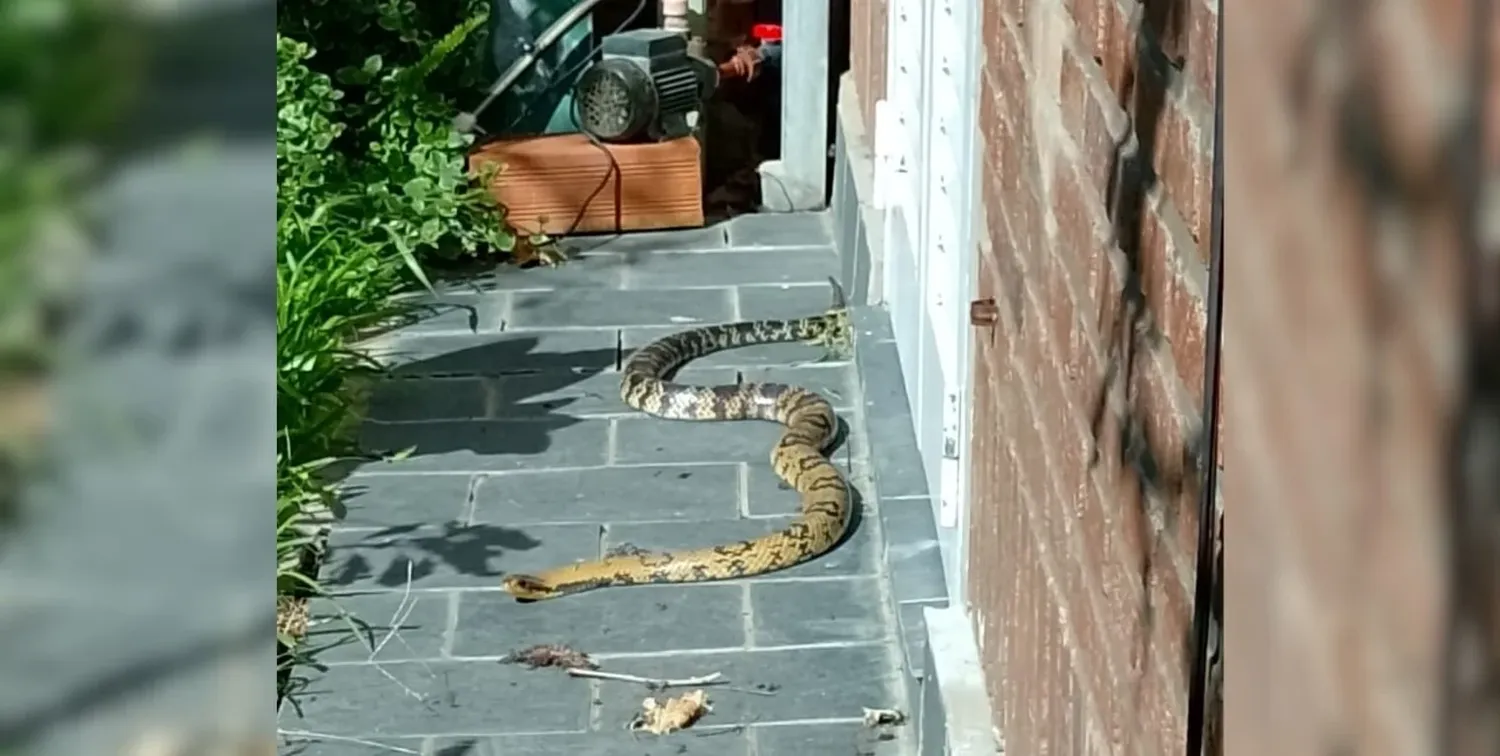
[963,0,1216,752]
[1225,0,1484,754]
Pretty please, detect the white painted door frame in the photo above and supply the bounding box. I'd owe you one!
[873,0,982,603]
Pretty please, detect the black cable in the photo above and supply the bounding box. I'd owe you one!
[507,0,647,239]
[1184,2,1225,755]
[564,93,623,236]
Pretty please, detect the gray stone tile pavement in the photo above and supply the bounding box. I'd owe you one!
[279,213,935,755]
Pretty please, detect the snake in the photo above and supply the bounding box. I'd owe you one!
[501,283,855,601]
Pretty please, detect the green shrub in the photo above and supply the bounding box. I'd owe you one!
[275,1,514,670]
[278,0,512,263]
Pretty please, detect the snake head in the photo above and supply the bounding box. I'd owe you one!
[811,308,854,361]
[501,573,559,602]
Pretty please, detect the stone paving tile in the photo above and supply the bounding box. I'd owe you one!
[367,377,492,422]
[612,416,785,465]
[358,417,610,472]
[754,721,912,756]
[470,464,741,525]
[622,326,835,367]
[322,522,600,592]
[423,721,908,756]
[335,473,473,530]
[302,591,452,664]
[602,515,879,580]
[852,305,897,342]
[375,329,621,376]
[897,602,930,679]
[749,577,889,647]
[735,363,858,409]
[278,736,428,756]
[621,248,839,289]
[453,584,745,657]
[880,497,949,606]
[393,291,508,334]
[736,283,845,321]
[506,288,733,329]
[429,728,752,756]
[493,367,623,417]
[590,644,900,726]
[855,336,930,499]
[280,659,592,736]
[725,212,834,248]
[566,224,730,256]
[433,251,628,292]
[285,235,942,755]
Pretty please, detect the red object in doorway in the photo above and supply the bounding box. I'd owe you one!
[750,23,782,42]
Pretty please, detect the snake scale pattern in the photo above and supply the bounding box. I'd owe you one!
[501,287,854,601]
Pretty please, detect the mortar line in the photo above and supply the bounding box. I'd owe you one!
[314,639,891,667]
[480,375,501,419]
[327,507,872,533]
[737,463,751,519]
[731,285,745,320]
[364,401,859,425]
[498,288,515,331]
[490,290,513,332]
[587,679,602,731]
[461,475,481,526]
[740,581,756,650]
[604,419,618,466]
[440,590,460,657]
[320,574,884,601]
[344,460,736,478]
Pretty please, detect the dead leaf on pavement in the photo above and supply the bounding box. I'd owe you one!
[631,689,711,735]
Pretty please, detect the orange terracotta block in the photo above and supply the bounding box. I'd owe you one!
[469,133,705,236]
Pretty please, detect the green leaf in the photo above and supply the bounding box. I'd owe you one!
[401,177,431,201]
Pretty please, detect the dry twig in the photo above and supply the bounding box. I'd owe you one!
[566,667,722,689]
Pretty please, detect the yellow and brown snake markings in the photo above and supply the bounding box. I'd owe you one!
[501,287,854,601]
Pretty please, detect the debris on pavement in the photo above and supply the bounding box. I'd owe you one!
[862,707,908,727]
[630,689,712,735]
[568,667,724,690]
[501,643,599,670]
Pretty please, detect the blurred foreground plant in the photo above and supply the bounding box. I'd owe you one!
[0,0,141,529]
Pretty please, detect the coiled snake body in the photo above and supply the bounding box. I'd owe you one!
[501,293,854,601]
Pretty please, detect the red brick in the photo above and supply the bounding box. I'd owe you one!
[1016,282,1202,753]
[1061,44,1132,201]
[978,183,1028,337]
[1151,92,1212,258]
[1094,0,1141,97]
[992,0,1027,32]
[1138,654,1190,754]
[1186,0,1219,101]
[1137,191,1208,393]
[979,60,1045,268]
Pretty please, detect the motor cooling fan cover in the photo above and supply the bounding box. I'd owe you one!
[573,58,657,142]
